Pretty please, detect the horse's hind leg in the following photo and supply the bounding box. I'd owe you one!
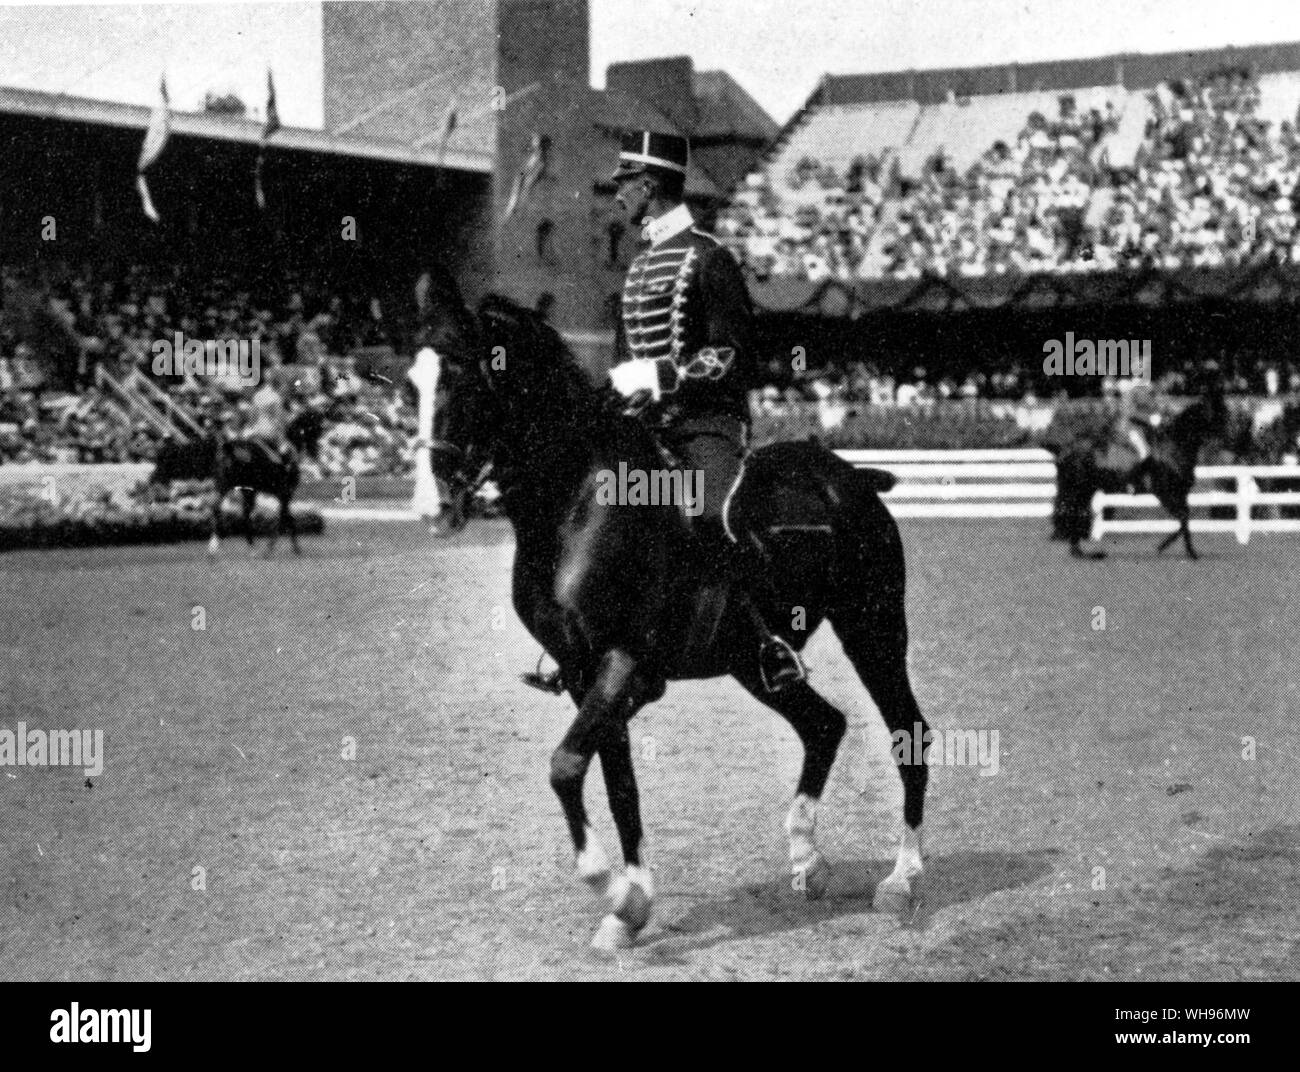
[730,669,845,899]
[263,492,288,558]
[1157,504,1197,559]
[828,592,928,916]
[241,488,257,549]
[209,485,225,556]
[281,493,301,555]
[550,648,656,950]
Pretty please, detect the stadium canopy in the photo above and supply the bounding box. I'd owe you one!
[0,84,492,174]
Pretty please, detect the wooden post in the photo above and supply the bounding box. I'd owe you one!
[408,346,441,520]
[1236,472,1256,546]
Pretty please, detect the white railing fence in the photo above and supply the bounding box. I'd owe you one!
[837,448,1057,518]
[1090,466,1300,545]
[835,449,1300,541]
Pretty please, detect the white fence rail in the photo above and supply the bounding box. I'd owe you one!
[835,449,1300,540]
[1090,466,1300,544]
[836,448,1057,519]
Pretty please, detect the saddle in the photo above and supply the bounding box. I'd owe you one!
[523,434,896,693]
[656,437,890,677]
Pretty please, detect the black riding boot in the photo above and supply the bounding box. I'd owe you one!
[722,538,806,693]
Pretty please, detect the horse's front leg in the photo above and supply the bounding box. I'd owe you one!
[550,647,655,950]
[209,486,225,556]
[263,491,288,558]
[281,489,301,555]
[241,488,257,548]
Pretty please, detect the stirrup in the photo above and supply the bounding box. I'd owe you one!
[759,635,806,693]
[521,670,565,694]
[520,654,565,695]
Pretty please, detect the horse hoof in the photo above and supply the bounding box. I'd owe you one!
[613,878,653,932]
[591,913,637,952]
[873,874,917,916]
[795,854,832,901]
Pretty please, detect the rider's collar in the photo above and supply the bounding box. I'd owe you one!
[640,203,694,247]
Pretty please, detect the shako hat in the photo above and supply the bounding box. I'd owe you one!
[611,130,690,182]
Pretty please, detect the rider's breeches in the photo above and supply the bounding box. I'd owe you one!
[659,413,748,535]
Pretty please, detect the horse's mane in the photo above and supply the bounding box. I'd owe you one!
[473,294,655,465]
[476,294,603,419]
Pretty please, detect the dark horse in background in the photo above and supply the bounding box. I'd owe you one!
[422,272,930,950]
[1052,381,1228,560]
[149,406,327,556]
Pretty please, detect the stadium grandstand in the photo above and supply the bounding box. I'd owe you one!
[721,41,1300,284]
[0,1,778,471]
[714,40,1300,405]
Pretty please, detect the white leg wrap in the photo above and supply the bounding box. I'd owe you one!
[591,863,653,948]
[874,824,924,914]
[625,864,655,902]
[576,826,611,894]
[785,793,819,870]
[893,824,924,881]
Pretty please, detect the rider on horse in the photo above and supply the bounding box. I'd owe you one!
[606,130,804,692]
[241,374,293,466]
[1114,379,1157,462]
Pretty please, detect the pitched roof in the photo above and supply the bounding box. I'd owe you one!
[691,70,779,141]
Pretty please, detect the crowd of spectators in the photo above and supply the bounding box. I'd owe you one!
[0,260,419,471]
[8,66,1300,474]
[719,67,1300,280]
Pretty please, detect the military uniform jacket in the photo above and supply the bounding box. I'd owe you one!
[614,204,754,424]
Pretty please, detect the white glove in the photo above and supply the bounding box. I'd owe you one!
[609,359,662,401]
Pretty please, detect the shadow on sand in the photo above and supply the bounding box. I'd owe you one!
[638,846,1058,962]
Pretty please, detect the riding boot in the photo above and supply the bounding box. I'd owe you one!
[720,536,805,693]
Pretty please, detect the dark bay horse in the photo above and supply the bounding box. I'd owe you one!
[424,280,930,950]
[1052,387,1228,559]
[149,407,325,556]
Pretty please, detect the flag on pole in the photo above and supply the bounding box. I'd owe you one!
[502,133,550,222]
[254,68,281,210]
[136,77,171,222]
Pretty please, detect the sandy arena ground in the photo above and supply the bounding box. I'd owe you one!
[1,518,1298,979]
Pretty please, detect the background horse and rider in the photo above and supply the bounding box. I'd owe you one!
[421,269,929,949]
[1051,376,1230,559]
[149,398,328,556]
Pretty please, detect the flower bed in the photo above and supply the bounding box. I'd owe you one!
[0,477,324,552]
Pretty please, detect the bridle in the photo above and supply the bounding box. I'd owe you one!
[426,354,499,512]
[431,438,494,498]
